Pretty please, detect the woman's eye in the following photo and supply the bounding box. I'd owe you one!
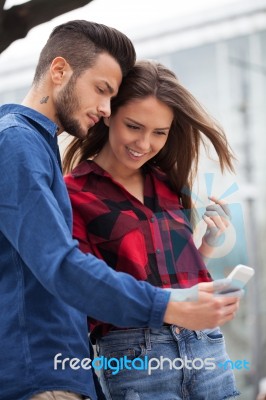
[127,124,139,130]
[155,131,167,136]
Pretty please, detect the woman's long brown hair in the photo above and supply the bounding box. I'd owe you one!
[63,60,235,221]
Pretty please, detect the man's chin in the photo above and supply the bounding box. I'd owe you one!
[67,129,87,139]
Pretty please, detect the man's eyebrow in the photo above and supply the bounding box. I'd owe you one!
[102,81,115,94]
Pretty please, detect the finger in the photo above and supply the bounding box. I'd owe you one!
[202,216,223,241]
[208,196,225,204]
[222,300,240,316]
[208,196,231,218]
[199,279,232,293]
[216,289,244,299]
[203,212,228,231]
[202,215,218,228]
[219,310,237,325]
[208,196,231,219]
[205,204,230,220]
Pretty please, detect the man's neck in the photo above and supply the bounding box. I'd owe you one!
[22,85,63,134]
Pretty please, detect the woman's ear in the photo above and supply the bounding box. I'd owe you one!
[103,117,110,127]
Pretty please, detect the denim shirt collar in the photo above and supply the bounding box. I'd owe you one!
[0,104,62,170]
[0,103,59,138]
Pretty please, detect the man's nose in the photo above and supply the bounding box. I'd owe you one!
[97,98,111,118]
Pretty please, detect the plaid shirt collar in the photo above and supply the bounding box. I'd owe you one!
[72,160,184,214]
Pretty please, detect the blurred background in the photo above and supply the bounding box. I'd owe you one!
[0,0,265,398]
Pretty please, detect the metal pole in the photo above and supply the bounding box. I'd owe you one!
[237,57,263,399]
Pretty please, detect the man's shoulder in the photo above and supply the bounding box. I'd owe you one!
[0,109,52,167]
[0,104,58,138]
[0,115,40,149]
[0,104,36,138]
[0,105,23,127]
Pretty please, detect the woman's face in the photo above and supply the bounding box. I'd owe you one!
[104,95,174,173]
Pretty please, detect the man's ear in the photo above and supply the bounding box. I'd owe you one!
[103,117,110,127]
[50,57,71,84]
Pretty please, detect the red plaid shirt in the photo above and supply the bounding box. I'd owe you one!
[65,161,212,335]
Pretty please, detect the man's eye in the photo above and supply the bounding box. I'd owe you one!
[97,87,104,94]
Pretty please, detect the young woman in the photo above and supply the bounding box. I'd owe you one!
[64,60,240,400]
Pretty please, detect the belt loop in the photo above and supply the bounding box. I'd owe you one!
[195,330,202,339]
[144,328,151,350]
[95,339,100,355]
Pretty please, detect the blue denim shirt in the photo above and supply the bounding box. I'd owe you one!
[0,104,169,400]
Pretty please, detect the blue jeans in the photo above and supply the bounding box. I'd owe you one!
[95,326,240,400]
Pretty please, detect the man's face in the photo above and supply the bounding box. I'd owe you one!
[55,52,122,139]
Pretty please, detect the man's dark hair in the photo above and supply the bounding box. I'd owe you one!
[33,20,136,83]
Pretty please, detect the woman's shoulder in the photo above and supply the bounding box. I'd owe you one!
[64,160,93,191]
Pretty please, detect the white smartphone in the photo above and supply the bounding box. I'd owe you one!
[217,264,254,294]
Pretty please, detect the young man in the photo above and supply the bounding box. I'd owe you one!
[0,20,240,400]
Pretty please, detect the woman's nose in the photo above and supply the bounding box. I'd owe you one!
[135,134,151,152]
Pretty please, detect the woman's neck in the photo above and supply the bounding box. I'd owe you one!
[93,146,141,181]
[93,150,145,203]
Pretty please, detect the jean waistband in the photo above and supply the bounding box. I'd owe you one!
[95,325,198,349]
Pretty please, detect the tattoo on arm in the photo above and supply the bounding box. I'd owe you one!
[40,96,49,104]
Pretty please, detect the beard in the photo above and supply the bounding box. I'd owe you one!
[55,77,86,139]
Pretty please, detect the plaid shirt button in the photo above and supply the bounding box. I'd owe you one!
[156,249,161,254]
[150,217,155,222]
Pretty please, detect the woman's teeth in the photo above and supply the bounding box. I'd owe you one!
[128,148,143,157]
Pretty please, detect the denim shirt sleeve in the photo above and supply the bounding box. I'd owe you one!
[0,126,170,328]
